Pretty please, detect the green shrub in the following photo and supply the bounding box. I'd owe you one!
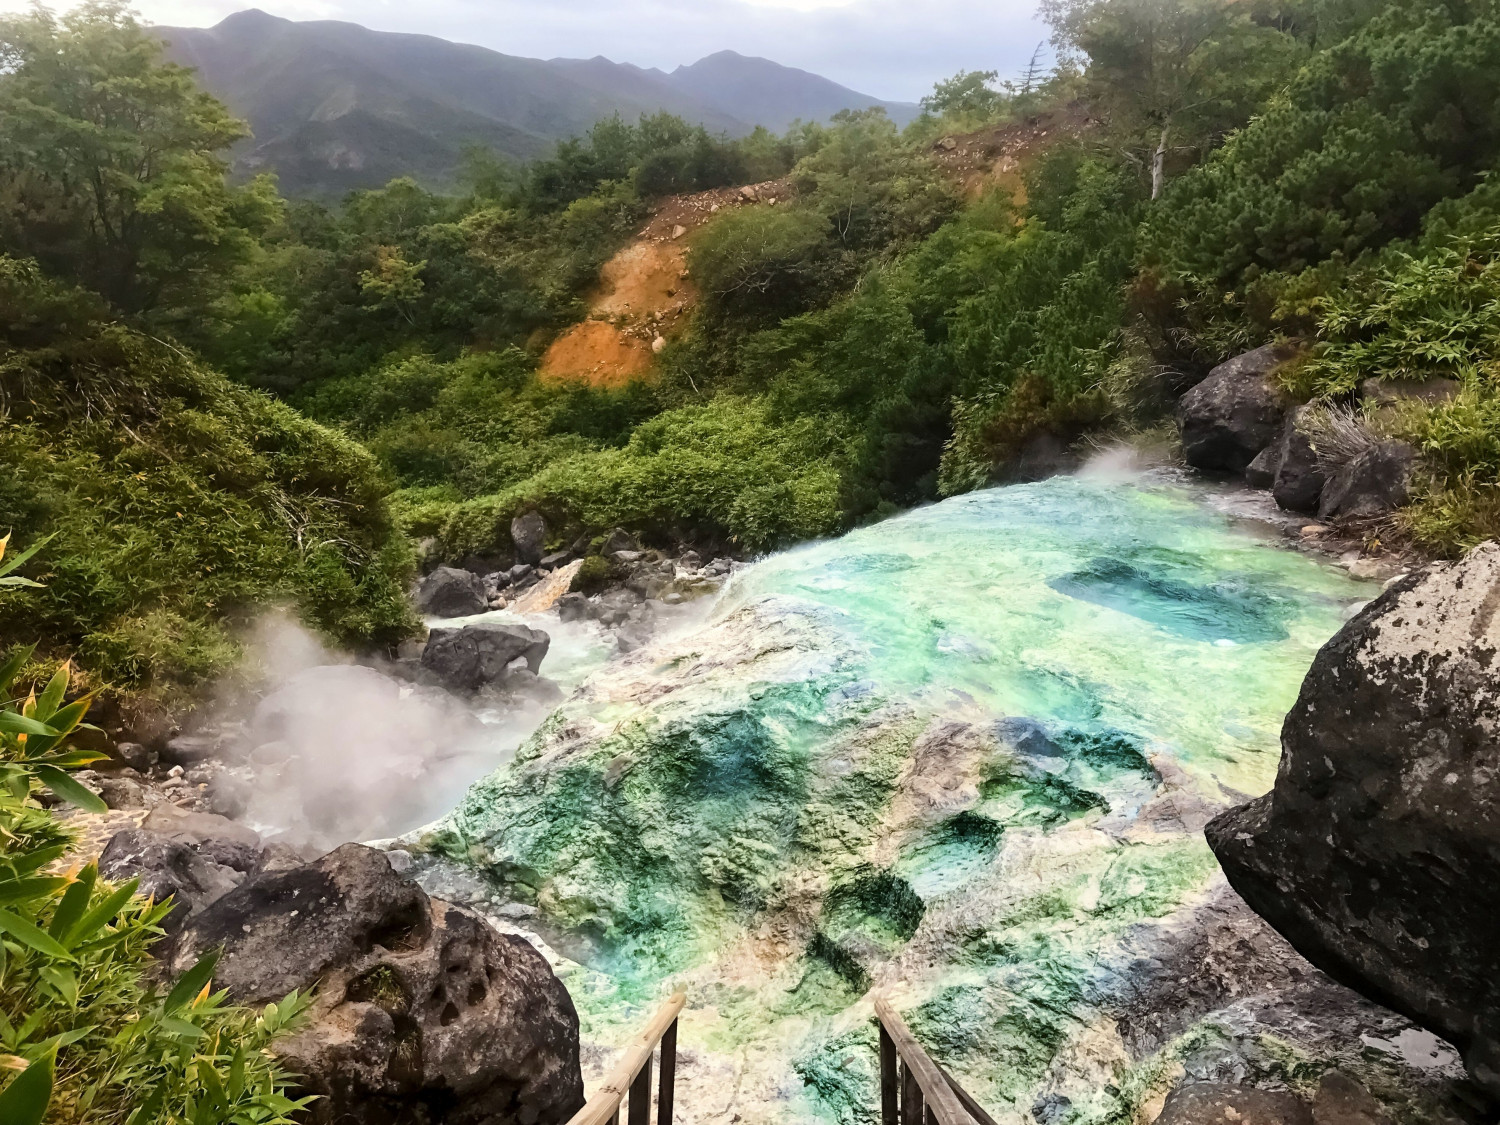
[0,259,417,700]
[437,396,844,557]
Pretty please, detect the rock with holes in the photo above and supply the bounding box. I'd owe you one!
[1177,343,1298,473]
[1207,543,1500,1099]
[174,844,585,1125]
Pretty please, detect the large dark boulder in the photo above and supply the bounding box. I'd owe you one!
[1177,344,1297,473]
[415,567,488,618]
[421,622,550,694]
[510,511,547,566]
[1206,543,1500,1099]
[1318,441,1415,522]
[174,844,585,1125]
[1270,406,1327,515]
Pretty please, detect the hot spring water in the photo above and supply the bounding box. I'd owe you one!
[417,471,1374,1124]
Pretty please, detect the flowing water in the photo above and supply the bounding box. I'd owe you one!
[416,470,1377,1124]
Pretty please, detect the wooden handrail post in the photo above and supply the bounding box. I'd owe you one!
[628,1051,652,1125]
[874,997,982,1125]
[657,1018,678,1125]
[879,1024,898,1125]
[565,992,687,1125]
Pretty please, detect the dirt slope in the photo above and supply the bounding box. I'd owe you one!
[539,179,790,387]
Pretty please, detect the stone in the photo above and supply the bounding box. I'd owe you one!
[414,566,488,618]
[161,734,217,767]
[140,804,263,872]
[651,335,666,354]
[1007,432,1079,482]
[1272,406,1327,515]
[97,773,147,809]
[1207,543,1500,1098]
[1245,444,1281,489]
[601,528,639,556]
[99,829,244,951]
[510,511,547,565]
[508,563,535,585]
[115,741,155,771]
[1317,441,1415,522]
[384,848,415,875]
[206,771,251,819]
[1156,1084,1314,1125]
[678,550,702,571]
[539,551,571,571]
[421,622,551,693]
[173,845,585,1125]
[487,569,513,590]
[1177,343,1298,472]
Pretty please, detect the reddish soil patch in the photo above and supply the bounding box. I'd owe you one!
[540,178,793,388]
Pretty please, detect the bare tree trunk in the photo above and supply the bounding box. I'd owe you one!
[1152,124,1171,201]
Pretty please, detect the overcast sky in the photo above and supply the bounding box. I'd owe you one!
[1,0,1052,103]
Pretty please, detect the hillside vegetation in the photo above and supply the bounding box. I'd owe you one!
[4,0,1500,702]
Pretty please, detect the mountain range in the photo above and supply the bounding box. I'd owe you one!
[158,10,920,197]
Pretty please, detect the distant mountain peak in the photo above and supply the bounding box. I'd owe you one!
[156,10,917,196]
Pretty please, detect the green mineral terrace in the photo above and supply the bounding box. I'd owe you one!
[414,471,1374,1125]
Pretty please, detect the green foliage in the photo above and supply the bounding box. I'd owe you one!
[0,3,279,321]
[571,555,613,595]
[921,70,1009,120]
[0,258,416,697]
[1044,0,1303,197]
[1147,1,1500,286]
[437,397,844,557]
[0,652,314,1123]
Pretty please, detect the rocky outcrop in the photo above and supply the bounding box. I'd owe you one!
[174,844,585,1125]
[1207,543,1500,1099]
[420,622,550,694]
[1317,441,1415,522]
[415,567,488,618]
[510,511,547,566]
[1177,344,1297,472]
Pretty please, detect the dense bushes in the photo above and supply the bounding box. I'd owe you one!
[0,259,416,698]
[436,397,844,556]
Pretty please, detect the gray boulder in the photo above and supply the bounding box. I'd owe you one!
[1271,406,1327,515]
[415,566,488,618]
[1318,441,1415,522]
[1206,543,1500,1098]
[421,622,550,693]
[510,511,547,565]
[174,844,585,1125]
[1177,343,1297,472]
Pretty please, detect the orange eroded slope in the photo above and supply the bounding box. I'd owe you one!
[539,179,790,387]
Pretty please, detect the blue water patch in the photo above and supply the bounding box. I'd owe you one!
[1047,556,1292,643]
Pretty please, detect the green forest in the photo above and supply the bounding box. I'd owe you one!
[6,0,1500,708]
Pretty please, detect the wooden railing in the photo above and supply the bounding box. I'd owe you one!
[875,997,996,1125]
[565,991,686,1125]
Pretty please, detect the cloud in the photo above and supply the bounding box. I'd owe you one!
[2,0,1050,102]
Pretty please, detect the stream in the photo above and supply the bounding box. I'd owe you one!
[411,466,1378,1124]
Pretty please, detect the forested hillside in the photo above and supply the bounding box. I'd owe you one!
[4,0,1500,704]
